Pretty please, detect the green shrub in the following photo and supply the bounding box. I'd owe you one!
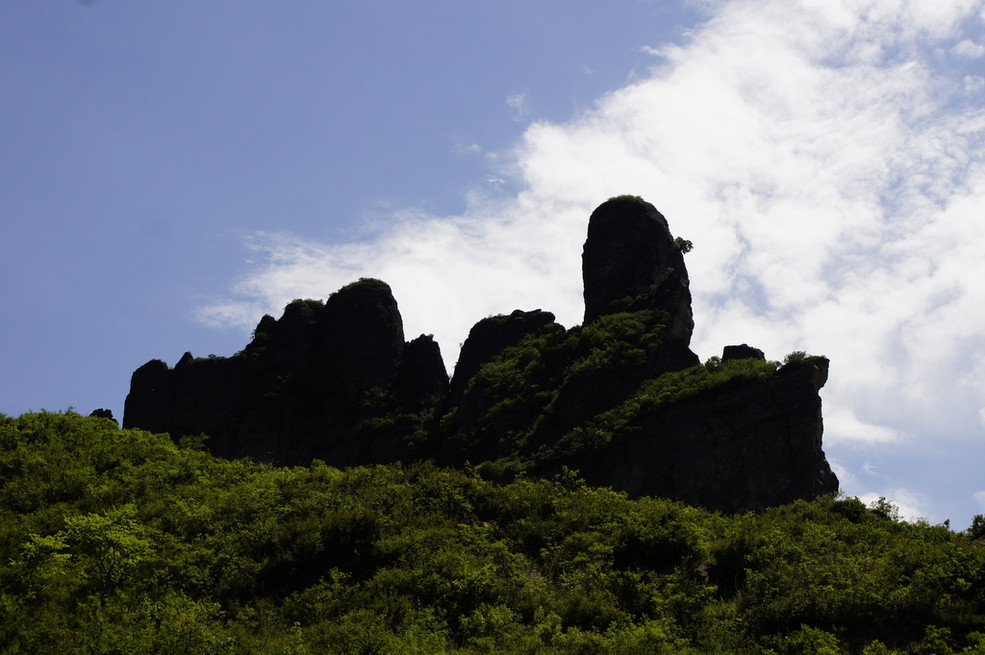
[606,194,646,203]
[673,237,693,254]
[2,411,984,652]
[783,350,810,364]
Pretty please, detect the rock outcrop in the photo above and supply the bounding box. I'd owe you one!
[448,309,560,402]
[124,196,838,512]
[582,196,699,372]
[561,356,838,513]
[722,343,766,362]
[124,279,448,466]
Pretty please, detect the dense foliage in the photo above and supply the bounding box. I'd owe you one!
[431,309,784,477]
[2,411,984,653]
[438,310,671,457]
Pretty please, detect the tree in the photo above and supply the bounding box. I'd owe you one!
[673,237,693,254]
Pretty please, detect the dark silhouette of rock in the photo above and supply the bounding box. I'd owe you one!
[449,309,560,402]
[124,359,173,431]
[722,344,766,361]
[88,408,116,423]
[124,278,447,466]
[392,334,450,409]
[546,358,838,512]
[583,197,692,328]
[582,196,699,372]
[124,197,837,513]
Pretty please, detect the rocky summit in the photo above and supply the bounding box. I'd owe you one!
[124,196,838,512]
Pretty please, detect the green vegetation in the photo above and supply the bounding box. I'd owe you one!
[436,311,789,478]
[2,411,984,653]
[606,194,647,204]
[435,310,669,464]
[673,237,693,254]
[784,350,822,365]
[548,356,779,462]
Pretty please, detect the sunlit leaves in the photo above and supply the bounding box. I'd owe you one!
[1,412,984,652]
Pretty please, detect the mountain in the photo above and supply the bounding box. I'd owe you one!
[123,196,838,512]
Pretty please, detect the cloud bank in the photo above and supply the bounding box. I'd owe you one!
[200,0,985,521]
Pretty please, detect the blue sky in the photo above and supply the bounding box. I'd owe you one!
[3,0,984,528]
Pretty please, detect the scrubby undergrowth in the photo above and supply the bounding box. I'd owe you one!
[1,411,984,654]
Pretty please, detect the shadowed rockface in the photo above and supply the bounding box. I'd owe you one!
[124,279,448,465]
[124,196,838,512]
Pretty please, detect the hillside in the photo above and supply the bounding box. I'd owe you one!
[122,197,837,512]
[1,411,983,653]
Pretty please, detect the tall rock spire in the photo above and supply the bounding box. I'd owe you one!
[582,195,697,367]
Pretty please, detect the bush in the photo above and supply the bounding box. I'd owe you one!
[673,237,693,254]
[783,350,809,364]
[2,412,984,652]
[969,514,985,540]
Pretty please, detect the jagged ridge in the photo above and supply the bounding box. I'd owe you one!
[124,197,838,512]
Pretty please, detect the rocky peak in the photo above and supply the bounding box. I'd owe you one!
[582,196,694,345]
[722,344,766,362]
[449,309,560,402]
[123,198,837,513]
[124,277,447,465]
[245,278,406,395]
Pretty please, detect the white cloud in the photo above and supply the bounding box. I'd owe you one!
[823,406,902,445]
[452,136,482,155]
[506,92,530,122]
[201,0,985,476]
[975,490,985,510]
[859,489,932,523]
[827,457,855,487]
[952,38,985,58]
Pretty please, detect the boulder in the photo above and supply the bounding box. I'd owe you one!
[722,344,766,361]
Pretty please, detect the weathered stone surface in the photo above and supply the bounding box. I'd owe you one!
[123,359,173,432]
[393,334,449,409]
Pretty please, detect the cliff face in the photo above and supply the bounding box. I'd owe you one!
[569,357,838,513]
[124,196,838,512]
[583,197,693,335]
[123,279,449,466]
